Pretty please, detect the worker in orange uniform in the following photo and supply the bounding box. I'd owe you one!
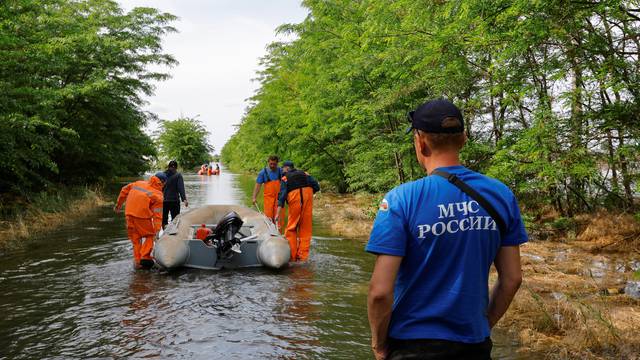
[252,155,285,231]
[114,172,167,269]
[275,161,320,262]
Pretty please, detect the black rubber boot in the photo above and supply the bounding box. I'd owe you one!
[139,259,154,269]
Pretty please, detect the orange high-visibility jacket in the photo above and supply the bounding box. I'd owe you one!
[116,176,164,232]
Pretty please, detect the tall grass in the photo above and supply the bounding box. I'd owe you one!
[0,186,106,250]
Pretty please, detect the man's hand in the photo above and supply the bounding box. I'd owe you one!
[184,200,189,208]
[252,197,257,204]
[114,205,121,214]
[274,207,283,228]
[372,342,388,360]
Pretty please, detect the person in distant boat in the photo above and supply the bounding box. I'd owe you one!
[366,99,527,360]
[114,172,167,269]
[215,163,220,175]
[252,155,285,231]
[275,161,320,262]
[198,164,207,175]
[162,160,188,229]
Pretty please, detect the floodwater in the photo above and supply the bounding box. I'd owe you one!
[0,171,527,359]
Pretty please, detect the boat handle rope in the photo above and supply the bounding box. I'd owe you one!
[253,203,279,234]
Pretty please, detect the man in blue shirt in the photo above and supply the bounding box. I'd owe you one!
[252,155,284,230]
[366,99,527,360]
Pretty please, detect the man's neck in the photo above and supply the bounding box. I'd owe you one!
[422,154,462,175]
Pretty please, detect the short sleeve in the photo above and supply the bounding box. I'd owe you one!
[256,170,266,184]
[365,189,408,256]
[501,194,528,246]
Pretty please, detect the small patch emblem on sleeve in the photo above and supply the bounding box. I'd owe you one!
[379,198,389,211]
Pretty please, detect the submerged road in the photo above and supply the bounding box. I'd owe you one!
[0,171,525,359]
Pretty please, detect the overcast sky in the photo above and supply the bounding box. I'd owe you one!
[116,0,308,154]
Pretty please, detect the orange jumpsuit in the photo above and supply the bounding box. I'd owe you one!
[262,169,285,232]
[279,170,319,262]
[285,187,314,261]
[116,176,164,266]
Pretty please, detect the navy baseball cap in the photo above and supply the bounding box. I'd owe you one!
[282,160,294,167]
[154,171,168,182]
[406,99,464,134]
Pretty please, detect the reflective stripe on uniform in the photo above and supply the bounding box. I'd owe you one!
[153,207,163,213]
[133,186,154,196]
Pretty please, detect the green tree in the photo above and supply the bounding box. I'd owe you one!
[222,0,639,215]
[156,117,213,170]
[0,0,176,199]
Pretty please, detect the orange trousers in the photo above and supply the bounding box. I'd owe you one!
[285,187,314,262]
[126,216,156,264]
[263,180,285,232]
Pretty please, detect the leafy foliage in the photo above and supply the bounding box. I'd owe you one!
[223,0,640,214]
[156,117,213,170]
[0,0,176,199]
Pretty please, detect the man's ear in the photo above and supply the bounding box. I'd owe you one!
[417,134,431,157]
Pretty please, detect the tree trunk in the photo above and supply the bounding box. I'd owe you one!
[606,129,619,191]
[394,151,405,184]
[617,130,634,207]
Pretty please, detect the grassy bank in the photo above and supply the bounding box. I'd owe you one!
[313,192,640,359]
[0,187,108,251]
[313,191,378,238]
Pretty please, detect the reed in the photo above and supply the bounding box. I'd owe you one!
[0,186,107,250]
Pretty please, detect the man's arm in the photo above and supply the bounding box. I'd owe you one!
[178,174,188,207]
[487,245,523,328]
[252,183,262,204]
[277,178,288,207]
[274,181,287,222]
[114,183,133,212]
[368,254,403,360]
[150,194,164,234]
[308,175,320,193]
[252,171,264,204]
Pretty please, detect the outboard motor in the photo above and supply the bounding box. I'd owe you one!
[209,211,244,259]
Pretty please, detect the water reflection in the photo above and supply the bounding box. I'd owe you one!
[184,171,246,208]
[274,265,321,356]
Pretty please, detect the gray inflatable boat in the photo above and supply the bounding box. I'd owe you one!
[153,205,290,270]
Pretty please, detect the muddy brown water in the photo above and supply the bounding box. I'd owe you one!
[0,172,529,359]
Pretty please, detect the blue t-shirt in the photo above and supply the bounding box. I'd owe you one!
[256,167,282,184]
[365,165,527,343]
